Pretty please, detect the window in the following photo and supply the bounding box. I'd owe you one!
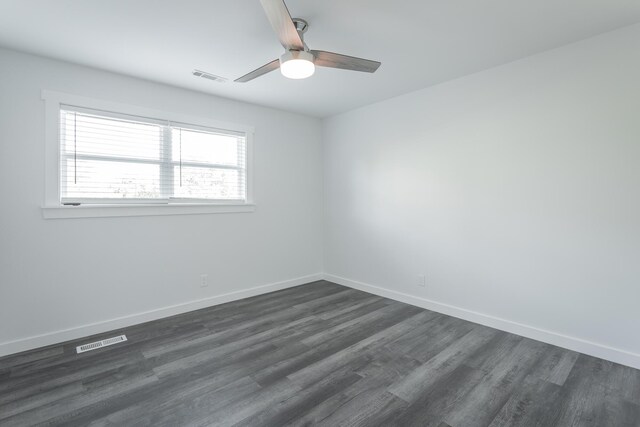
[42,91,254,218]
[59,106,247,205]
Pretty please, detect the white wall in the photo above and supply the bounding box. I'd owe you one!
[323,24,640,367]
[0,48,323,355]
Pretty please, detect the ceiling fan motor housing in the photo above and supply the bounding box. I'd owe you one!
[280,50,314,64]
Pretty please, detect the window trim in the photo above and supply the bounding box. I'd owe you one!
[42,90,255,218]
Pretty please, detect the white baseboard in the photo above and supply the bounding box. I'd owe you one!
[324,273,640,370]
[0,273,323,358]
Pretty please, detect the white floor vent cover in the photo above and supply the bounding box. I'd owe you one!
[76,335,127,354]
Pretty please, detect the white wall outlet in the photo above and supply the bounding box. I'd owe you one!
[417,274,426,288]
[200,274,208,288]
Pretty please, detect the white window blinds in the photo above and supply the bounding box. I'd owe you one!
[59,106,247,204]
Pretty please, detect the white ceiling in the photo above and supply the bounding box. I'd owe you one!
[1,0,639,117]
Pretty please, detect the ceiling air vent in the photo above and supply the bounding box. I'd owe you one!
[192,69,228,83]
[76,335,127,354]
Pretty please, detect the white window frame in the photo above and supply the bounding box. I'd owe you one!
[42,90,255,219]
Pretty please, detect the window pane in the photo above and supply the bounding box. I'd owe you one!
[61,111,162,161]
[58,107,249,204]
[172,128,243,167]
[62,159,162,199]
[173,166,245,200]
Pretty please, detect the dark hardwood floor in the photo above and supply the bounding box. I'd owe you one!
[1,281,639,426]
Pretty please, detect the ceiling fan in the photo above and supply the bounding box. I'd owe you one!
[235,0,381,82]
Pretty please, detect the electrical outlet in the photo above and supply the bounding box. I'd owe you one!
[200,274,208,288]
[417,274,426,288]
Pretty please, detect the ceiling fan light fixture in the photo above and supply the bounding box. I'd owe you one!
[280,50,315,79]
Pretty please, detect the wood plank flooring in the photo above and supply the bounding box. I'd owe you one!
[1,280,639,426]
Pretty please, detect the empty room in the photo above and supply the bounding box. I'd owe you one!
[0,0,639,425]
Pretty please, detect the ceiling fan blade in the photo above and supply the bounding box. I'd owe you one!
[311,50,381,73]
[235,59,280,83]
[259,0,304,51]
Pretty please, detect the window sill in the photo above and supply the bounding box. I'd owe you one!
[42,203,256,219]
